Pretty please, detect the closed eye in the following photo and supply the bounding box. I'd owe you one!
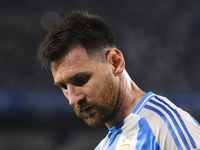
[73,75,91,87]
[54,72,92,90]
[58,83,67,90]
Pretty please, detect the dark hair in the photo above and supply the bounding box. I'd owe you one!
[37,11,116,71]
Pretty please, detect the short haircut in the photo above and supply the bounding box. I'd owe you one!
[37,11,116,71]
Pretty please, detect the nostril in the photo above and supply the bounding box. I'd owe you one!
[68,91,85,106]
[77,98,86,105]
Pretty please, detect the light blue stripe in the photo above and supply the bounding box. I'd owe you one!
[136,118,161,150]
[144,104,182,150]
[106,121,124,150]
[133,91,155,114]
[190,115,200,127]
[95,145,101,150]
[155,96,197,149]
[149,99,190,150]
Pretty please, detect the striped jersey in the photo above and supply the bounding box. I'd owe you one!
[95,92,200,150]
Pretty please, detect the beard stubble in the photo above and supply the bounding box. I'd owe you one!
[74,76,121,126]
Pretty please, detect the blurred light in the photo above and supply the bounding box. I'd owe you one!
[40,11,61,32]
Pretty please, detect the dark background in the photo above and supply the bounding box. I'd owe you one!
[0,0,200,149]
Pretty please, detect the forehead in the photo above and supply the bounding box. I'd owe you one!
[51,46,103,81]
[52,47,94,69]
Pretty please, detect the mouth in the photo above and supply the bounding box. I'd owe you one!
[83,106,94,113]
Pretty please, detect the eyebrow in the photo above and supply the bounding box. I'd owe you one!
[54,72,92,86]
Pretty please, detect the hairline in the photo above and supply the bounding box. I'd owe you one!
[50,45,114,71]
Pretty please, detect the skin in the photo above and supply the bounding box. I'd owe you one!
[51,46,146,128]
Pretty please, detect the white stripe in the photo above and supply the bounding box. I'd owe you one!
[154,96,194,148]
[116,114,140,150]
[96,135,109,150]
[135,93,155,114]
[147,100,186,149]
[140,108,177,149]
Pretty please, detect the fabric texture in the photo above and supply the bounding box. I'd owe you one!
[95,92,200,150]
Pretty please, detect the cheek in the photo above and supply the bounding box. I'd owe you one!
[86,82,104,99]
[85,76,107,100]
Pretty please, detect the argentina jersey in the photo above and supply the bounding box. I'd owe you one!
[95,92,200,150]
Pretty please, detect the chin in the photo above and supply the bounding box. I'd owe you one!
[83,115,106,126]
[84,119,102,126]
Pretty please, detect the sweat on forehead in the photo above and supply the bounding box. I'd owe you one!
[50,46,107,71]
[50,46,85,69]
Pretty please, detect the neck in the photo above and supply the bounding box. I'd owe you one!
[105,69,146,128]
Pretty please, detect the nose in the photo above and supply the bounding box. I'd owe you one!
[65,84,85,106]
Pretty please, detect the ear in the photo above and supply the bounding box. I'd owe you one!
[107,48,125,76]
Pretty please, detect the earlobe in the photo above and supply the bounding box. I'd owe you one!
[107,48,125,76]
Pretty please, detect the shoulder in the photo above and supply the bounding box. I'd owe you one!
[139,93,200,150]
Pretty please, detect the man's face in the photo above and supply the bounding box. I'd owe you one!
[51,46,121,126]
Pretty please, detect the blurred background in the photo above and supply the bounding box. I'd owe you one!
[0,0,200,149]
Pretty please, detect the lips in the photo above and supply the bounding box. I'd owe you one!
[83,106,94,113]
